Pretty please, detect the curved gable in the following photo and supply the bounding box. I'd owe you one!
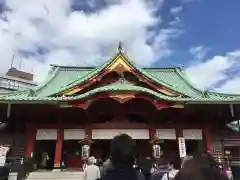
[54,52,185,97]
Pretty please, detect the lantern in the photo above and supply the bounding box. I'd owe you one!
[82,144,90,160]
[0,145,9,167]
[152,144,161,159]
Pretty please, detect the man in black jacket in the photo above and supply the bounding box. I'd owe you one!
[98,134,144,180]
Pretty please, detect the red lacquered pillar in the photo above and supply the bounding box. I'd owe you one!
[25,129,36,158]
[54,129,64,169]
[203,128,212,153]
[149,125,157,140]
[176,126,183,138]
[149,125,156,157]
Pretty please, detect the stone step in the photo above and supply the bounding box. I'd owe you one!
[29,171,83,174]
[28,175,84,178]
[29,171,83,175]
[27,179,82,180]
[27,176,83,180]
[27,171,84,180]
[28,178,83,179]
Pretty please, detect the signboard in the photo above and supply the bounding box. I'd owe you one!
[178,137,186,158]
[0,146,9,166]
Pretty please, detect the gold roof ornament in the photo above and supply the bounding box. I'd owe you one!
[118,41,124,53]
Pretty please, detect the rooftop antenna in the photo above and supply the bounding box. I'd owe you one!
[10,54,14,68]
[19,55,23,70]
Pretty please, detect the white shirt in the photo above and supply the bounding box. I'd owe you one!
[84,164,100,180]
[161,169,179,180]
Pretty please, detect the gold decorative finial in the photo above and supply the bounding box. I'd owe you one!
[118,41,123,52]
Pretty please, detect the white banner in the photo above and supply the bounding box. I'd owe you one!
[178,138,186,158]
[92,129,150,139]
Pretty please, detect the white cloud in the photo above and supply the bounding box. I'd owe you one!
[186,50,240,90]
[0,0,180,82]
[189,45,210,60]
[169,17,182,26]
[215,77,240,93]
[170,6,183,15]
[152,28,183,60]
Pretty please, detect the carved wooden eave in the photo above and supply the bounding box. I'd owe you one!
[78,134,93,144]
[60,52,184,97]
[59,92,184,111]
[108,92,136,103]
[172,103,185,108]
[149,134,163,144]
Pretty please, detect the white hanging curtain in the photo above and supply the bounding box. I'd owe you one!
[64,129,85,140]
[92,129,149,139]
[36,129,57,140]
[183,129,203,140]
[156,129,176,139]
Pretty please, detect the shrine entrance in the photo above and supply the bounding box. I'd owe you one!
[91,140,111,161]
[34,140,56,170]
[185,140,204,155]
[91,139,152,161]
[62,140,83,169]
[161,140,178,157]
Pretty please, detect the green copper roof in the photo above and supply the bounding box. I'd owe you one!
[1,79,240,103]
[0,52,240,103]
[34,66,92,97]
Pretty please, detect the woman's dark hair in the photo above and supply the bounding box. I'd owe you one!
[174,153,228,180]
[110,133,137,167]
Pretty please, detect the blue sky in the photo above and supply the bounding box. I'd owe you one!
[0,0,239,93]
[161,0,240,65]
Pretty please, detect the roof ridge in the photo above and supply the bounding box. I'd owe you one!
[51,64,95,69]
[143,67,182,70]
[33,67,60,93]
[50,64,182,70]
[207,90,240,97]
[175,68,203,96]
[175,68,240,97]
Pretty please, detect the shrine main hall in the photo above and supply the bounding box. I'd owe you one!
[0,45,239,169]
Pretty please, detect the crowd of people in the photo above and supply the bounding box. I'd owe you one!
[83,133,229,180]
